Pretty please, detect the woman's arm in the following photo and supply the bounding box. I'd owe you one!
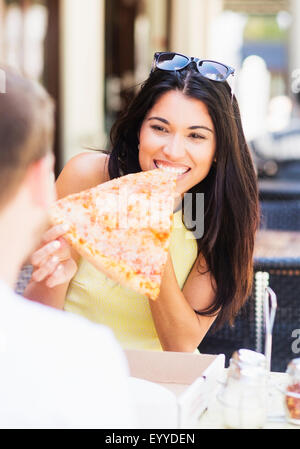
[149,252,216,352]
[24,152,109,309]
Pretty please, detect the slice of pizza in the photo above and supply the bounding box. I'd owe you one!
[50,169,178,300]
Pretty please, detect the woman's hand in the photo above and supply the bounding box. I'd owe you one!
[30,224,78,288]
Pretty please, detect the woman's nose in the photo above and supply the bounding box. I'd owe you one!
[162,134,185,160]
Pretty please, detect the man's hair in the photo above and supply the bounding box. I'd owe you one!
[0,66,54,207]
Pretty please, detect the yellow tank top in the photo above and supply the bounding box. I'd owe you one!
[64,209,198,351]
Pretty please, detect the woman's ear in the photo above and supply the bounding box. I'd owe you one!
[137,133,140,150]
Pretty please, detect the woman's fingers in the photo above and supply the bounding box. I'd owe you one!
[45,259,78,288]
[31,223,70,265]
[41,223,70,245]
[32,255,77,287]
[29,222,77,288]
[31,240,61,266]
[32,255,60,283]
[31,237,71,267]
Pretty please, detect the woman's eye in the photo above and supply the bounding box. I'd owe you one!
[189,133,205,140]
[151,124,168,133]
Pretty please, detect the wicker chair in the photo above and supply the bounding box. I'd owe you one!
[15,265,33,295]
[254,257,300,372]
[198,257,300,372]
[260,200,300,231]
[198,296,256,367]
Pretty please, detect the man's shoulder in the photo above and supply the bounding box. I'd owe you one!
[25,294,113,336]
[0,282,134,429]
[1,279,128,368]
[7,287,122,357]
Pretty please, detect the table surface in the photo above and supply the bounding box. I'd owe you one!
[255,229,300,258]
[259,179,300,198]
[197,372,300,429]
[259,179,300,190]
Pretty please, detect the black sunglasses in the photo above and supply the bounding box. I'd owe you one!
[151,52,235,82]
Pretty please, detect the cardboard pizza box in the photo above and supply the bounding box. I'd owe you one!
[125,349,225,429]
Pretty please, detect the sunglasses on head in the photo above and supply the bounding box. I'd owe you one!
[151,52,235,83]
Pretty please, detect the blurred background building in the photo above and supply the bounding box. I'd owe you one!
[0,0,299,179]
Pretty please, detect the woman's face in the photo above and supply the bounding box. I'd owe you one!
[138,90,216,196]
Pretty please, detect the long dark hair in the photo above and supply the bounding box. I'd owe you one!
[108,68,259,330]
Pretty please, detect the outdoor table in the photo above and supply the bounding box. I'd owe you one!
[197,371,300,429]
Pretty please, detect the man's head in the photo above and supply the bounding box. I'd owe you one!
[0,66,56,282]
[0,66,55,206]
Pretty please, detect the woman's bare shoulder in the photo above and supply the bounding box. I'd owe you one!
[55,151,110,199]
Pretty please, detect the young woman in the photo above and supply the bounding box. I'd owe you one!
[24,52,259,353]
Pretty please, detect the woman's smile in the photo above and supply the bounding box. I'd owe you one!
[153,159,191,178]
